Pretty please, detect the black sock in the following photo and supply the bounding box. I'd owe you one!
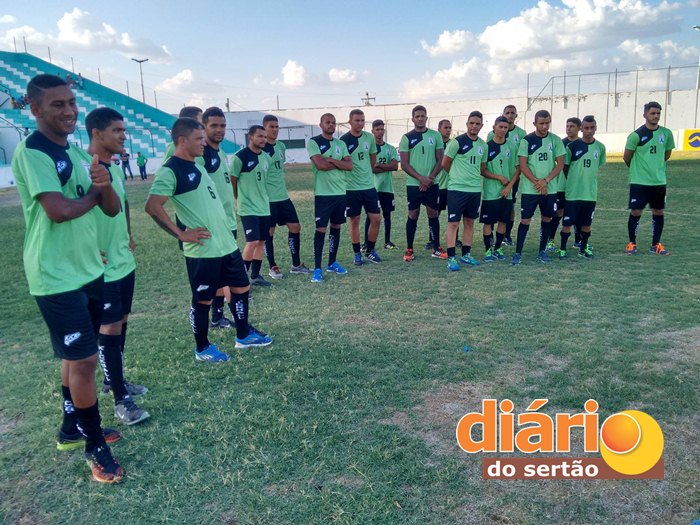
[516,223,529,254]
[328,227,341,265]
[628,214,640,243]
[190,302,211,351]
[265,235,276,267]
[483,234,492,251]
[98,334,127,402]
[288,232,301,267]
[549,215,561,241]
[447,246,456,258]
[211,295,225,323]
[560,231,571,251]
[61,385,77,433]
[352,242,361,254]
[574,225,581,244]
[313,230,324,269]
[462,245,471,256]
[366,240,376,254]
[120,322,128,355]
[250,259,262,279]
[74,402,104,452]
[383,212,392,244]
[651,215,664,246]
[244,259,252,273]
[581,231,591,252]
[429,217,440,250]
[495,232,505,250]
[364,216,370,245]
[406,217,418,249]
[539,221,551,252]
[230,292,250,340]
[505,219,514,239]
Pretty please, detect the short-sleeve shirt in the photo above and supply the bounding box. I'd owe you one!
[517,132,566,195]
[340,130,377,191]
[625,125,675,186]
[95,163,136,282]
[12,131,104,295]
[136,155,146,167]
[483,139,518,201]
[263,141,289,202]
[163,142,205,167]
[488,125,527,152]
[374,142,399,193]
[444,134,488,192]
[307,135,349,196]
[150,156,237,258]
[399,128,444,186]
[231,147,270,217]
[203,144,237,231]
[565,139,606,202]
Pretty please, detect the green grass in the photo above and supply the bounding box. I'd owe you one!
[1,158,699,524]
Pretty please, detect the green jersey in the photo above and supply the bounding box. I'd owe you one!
[488,125,527,152]
[436,140,450,190]
[262,141,289,202]
[95,163,136,282]
[150,156,237,258]
[517,132,566,195]
[339,130,377,191]
[136,155,146,167]
[231,147,270,217]
[399,128,444,186]
[307,135,349,196]
[164,142,205,166]
[203,143,237,231]
[483,139,518,201]
[565,139,606,201]
[374,142,399,193]
[444,134,488,192]
[625,125,675,186]
[12,131,104,295]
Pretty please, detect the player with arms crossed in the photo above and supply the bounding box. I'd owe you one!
[367,119,400,249]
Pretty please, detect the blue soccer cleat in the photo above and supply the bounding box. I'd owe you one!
[195,344,230,363]
[326,262,348,275]
[235,332,273,349]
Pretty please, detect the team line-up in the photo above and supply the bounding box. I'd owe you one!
[12,74,674,484]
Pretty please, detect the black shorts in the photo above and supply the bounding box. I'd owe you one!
[240,215,271,242]
[520,194,557,220]
[447,191,481,222]
[185,250,249,302]
[346,188,380,217]
[562,201,596,228]
[269,199,300,226]
[34,276,104,360]
[438,188,448,211]
[480,198,513,224]
[556,191,566,210]
[101,271,135,325]
[315,195,347,228]
[407,184,439,211]
[511,179,520,203]
[377,191,395,213]
[629,184,666,210]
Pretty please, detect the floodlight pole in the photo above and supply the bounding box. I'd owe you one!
[131,58,149,103]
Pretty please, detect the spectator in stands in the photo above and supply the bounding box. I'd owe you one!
[66,73,74,87]
[120,150,134,180]
[10,96,18,109]
[77,73,84,89]
[136,152,148,180]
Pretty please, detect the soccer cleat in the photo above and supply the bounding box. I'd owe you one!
[578,248,594,259]
[625,242,638,255]
[455,240,463,248]
[511,253,522,265]
[447,257,460,272]
[114,396,150,426]
[210,315,233,329]
[85,444,124,484]
[310,268,323,283]
[494,248,506,261]
[353,252,364,266]
[268,265,284,279]
[403,248,415,262]
[194,344,230,363]
[574,241,593,250]
[248,324,267,337]
[483,248,496,262]
[424,242,433,250]
[537,250,552,263]
[573,241,580,249]
[326,262,348,275]
[460,254,480,266]
[101,381,148,397]
[250,275,272,287]
[558,249,568,260]
[503,237,514,246]
[235,332,273,349]
[384,242,397,250]
[360,242,367,252]
[57,427,122,452]
[650,243,670,256]
[431,248,448,260]
[366,250,382,264]
[290,263,313,274]
[545,240,556,252]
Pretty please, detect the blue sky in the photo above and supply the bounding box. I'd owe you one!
[1,1,699,113]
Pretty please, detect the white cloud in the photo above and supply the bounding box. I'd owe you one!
[157,69,193,92]
[328,68,357,83]
[281,59,307,87]
[401,58,481,100]
[0,15,17,24]
[420,30,474,56]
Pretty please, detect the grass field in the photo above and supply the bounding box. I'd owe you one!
[0,156,698,525]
